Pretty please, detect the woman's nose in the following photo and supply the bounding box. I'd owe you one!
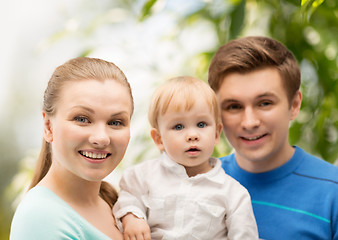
[89,124,110,147]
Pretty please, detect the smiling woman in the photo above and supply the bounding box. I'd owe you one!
[9,57,134,240]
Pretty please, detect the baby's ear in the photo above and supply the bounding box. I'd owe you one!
[150,128,165,151]
[215,122,223,144]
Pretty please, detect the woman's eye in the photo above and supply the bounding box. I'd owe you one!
[74,116,89,123]
[109,120,123,126]
[197,122,207,128]
[174,124,184,130]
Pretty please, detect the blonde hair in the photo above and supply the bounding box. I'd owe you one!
[29,57,133,208]
[148,76,221,130]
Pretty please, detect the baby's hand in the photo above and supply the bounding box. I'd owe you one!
[121,213,151,240]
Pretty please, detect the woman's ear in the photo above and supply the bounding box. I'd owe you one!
[150,128,165,151]
[43,111,53,143]
[290,91,302,120]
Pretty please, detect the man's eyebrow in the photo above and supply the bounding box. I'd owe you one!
[219,92,279,105]
[256,92,279,99]
[220,98,239,105]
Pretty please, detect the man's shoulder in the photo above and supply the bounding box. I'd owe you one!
[219,153,237,169]
[294,147,338,183]
[219,153,235,164]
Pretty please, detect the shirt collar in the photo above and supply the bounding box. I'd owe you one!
[160,152,226,185]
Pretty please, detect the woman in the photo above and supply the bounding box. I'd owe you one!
[10,57,134,239]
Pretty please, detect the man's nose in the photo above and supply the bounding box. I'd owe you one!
[241,108,260,130]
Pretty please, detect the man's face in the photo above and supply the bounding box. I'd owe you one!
[216,68,301,173]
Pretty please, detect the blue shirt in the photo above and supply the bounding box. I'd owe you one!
[221,146,338,240]
[10,186,112,240]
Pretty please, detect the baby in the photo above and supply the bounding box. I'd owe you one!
[113,76,258,240]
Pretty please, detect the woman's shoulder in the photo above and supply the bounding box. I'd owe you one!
[10,186,81,239]
[10,186,113,240]
[13,186,61,217]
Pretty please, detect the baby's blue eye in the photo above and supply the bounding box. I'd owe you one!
[74,116,89,123]
[197,122,206,128]
[174,124,184,130]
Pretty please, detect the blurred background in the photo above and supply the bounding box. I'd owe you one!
[1,0,337,238]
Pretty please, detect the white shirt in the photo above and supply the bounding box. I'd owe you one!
[113,153,258,240]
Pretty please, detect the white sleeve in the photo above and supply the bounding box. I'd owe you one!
[113,165,148,230]
[225,180,259,240]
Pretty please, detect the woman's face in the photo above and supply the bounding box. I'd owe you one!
[43,78,132,182]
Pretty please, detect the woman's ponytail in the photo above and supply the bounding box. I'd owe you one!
[28,140,52,190]
[100,181,118,209]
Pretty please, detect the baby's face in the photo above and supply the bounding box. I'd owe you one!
[154,97,221,177]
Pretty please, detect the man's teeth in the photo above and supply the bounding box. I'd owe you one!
[81,151,107,159]
[245,135,264,140]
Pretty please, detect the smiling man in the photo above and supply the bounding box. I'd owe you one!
[208,36,338,240]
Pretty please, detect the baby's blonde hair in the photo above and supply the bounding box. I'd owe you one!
[148,76,221,130]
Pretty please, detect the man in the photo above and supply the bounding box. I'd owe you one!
[208,36,338,239]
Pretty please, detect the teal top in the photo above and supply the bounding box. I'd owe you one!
[10,186,112,240]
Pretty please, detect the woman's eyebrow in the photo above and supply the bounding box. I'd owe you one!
[70,105,95,113]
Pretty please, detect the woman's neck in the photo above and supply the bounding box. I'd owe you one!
[38,163,102,206]
[38,163,120,239]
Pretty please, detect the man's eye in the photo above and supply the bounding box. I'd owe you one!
[197,122,206,128]
[227,104,242,110]
[259,101,272,107]
[74,116,89,123]
[174,124,184,130]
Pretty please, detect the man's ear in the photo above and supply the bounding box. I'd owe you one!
[215,123,223,144]
[290,91,302,121]
[150,128,165,151]
[43,111,53,143]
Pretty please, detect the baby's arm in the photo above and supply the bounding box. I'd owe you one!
[121,213,151,240]
[225,183,259,239]
[113,165,151,239]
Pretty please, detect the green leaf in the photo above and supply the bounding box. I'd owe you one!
[78,48,94,57]
[300,0,326,22]
[140,0,158,21]
[229,0,246,40]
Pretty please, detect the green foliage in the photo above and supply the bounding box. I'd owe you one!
[229,0,246,40]
[140,0,158,21]
[0,201,11,240]
[138,0,337,163]
[301,0,325,22]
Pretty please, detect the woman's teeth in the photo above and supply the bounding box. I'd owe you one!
[80,151,107,159]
